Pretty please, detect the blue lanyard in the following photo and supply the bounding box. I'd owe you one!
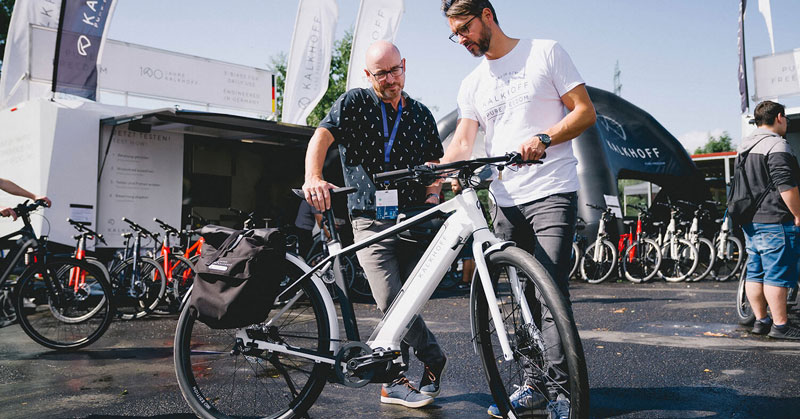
[381,101,402,163]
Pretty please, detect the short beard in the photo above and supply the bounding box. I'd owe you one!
[469,24,491,57]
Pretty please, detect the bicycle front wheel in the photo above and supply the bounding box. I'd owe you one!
[580,240,617,284]
[687,238,716,282]
[712,236,744,282]
[472,247,589,419]
[659,239,699,282]
[174,260,331,419]
[622,239,662,283]
[15,258,114,350]
[110,257,166,320]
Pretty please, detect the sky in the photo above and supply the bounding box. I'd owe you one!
[106,0,800,153]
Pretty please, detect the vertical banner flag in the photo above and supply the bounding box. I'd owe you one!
[0,0,63,109]
[52,0,116,100]
[282,0,338,125]
[345,0,405,90]
[738,0,749,114]
[758,0,775,54]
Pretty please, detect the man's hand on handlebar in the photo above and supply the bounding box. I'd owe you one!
[35,196,51,208]
[0,207,18,221]
[302,176,338,212]
[519,135,547,162]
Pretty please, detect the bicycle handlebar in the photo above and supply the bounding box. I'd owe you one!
[154,218,179,235]
[11,199,48,219]
[67,218,107,244]
[372,152,544,184]
[121,217,156,238]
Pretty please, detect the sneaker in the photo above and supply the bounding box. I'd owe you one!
[751,318,772,335]
[456,282,471,291]
[487,385,548,418]
[547,394,571,419]
[768,323,800,340]
[380,376,434,408]
[420,356,447,397]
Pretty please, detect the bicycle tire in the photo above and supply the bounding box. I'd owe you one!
[735,266,755,324]
[472,247,589,419]
[659,239,699,282]
[569,242,581,280]
[622,238,662,283]
[687,238,716,282]
[110,257,166,320]
[152,254,195,315]
[174,259,331,418]
[49,257,112,322]
[712,236,744,282]
[346,255,373,301]
[580,240,617,284]
[15,258,115,350]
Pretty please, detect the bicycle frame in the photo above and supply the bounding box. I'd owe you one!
[267,186,530,364]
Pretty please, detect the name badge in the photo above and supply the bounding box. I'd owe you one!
[375,189,399,220]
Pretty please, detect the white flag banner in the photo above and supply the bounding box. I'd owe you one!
[345,0,405,91]
[758,0,775,54]
[282,0,338,125]
[0,0,62,109]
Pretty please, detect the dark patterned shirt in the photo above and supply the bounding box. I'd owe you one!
[320,88,443,216]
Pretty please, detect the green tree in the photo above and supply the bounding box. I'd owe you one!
[269,29,352,126]
[693,131,734,155]
[0,0,15,68]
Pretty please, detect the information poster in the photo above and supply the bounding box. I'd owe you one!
[97,127,183,247]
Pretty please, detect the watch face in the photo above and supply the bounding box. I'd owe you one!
[538,134,551,145]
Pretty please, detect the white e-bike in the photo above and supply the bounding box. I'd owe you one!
[173,153,589,419]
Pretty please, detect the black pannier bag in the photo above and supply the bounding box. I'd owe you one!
[190,225,286,329]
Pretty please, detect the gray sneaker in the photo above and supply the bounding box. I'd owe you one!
[487,385,548,418]
[751,318,772,335]
[768,323,800,340]
[547,394,570,419]
[380,377,434,408]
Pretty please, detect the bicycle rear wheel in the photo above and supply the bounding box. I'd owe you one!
[15,258,114,350]
[580,240,616,284]
[736,267,755,324]
[712,236,744,282]
[110,257,166,320]
[472,247,589,419]
[622,239,662,283]
[174,260,331,419]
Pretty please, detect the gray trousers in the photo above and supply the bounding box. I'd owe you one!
[351,217,446,372]
[493,192,577,393]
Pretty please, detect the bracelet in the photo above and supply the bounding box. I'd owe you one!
[426,193,440,202]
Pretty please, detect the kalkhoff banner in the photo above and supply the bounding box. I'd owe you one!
[345,0,405,90]
[52,0,116,100]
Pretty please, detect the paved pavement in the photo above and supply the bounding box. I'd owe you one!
[1,279,799,418]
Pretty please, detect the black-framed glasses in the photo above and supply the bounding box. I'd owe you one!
[368,63,404,81]
[448,15,477,43]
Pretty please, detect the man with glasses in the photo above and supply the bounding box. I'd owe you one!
[302,40,446,409]
[439,1,596,418]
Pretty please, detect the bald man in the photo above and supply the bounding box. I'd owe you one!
[302,41,446,408]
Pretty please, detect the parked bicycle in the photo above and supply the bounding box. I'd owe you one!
[173,153,589,419]
[4,200,114,350]
[568,217,587,280]
[653,202,699,282]
[620,204,662,283]
[676,200,716,282]
[151,218,196,314]
[711,210,744,281]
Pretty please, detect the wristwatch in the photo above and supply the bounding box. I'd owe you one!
[536,133,551,149]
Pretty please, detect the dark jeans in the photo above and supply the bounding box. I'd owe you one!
[493,192,577,394]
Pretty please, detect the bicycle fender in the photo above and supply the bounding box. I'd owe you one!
[482,241,515,257]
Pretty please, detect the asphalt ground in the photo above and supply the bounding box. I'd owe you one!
[1,278,799,418]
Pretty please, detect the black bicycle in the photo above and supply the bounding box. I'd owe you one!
[3,200,114,350]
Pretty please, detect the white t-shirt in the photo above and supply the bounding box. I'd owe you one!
[457,39,585,207]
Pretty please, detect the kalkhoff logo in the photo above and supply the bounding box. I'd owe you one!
[77,35,91,56]
[598,115,626,141]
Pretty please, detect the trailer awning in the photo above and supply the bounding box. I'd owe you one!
[99,108,314,147]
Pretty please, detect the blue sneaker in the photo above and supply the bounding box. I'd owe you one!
[547,394,571,419]
[487,385,547,418]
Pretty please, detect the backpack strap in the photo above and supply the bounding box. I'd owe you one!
[204,229,246,266]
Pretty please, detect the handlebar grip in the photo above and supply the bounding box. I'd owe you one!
[373,167,415,183]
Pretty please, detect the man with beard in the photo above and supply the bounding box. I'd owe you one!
[439,1,596,418]
[302,41,447,409]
